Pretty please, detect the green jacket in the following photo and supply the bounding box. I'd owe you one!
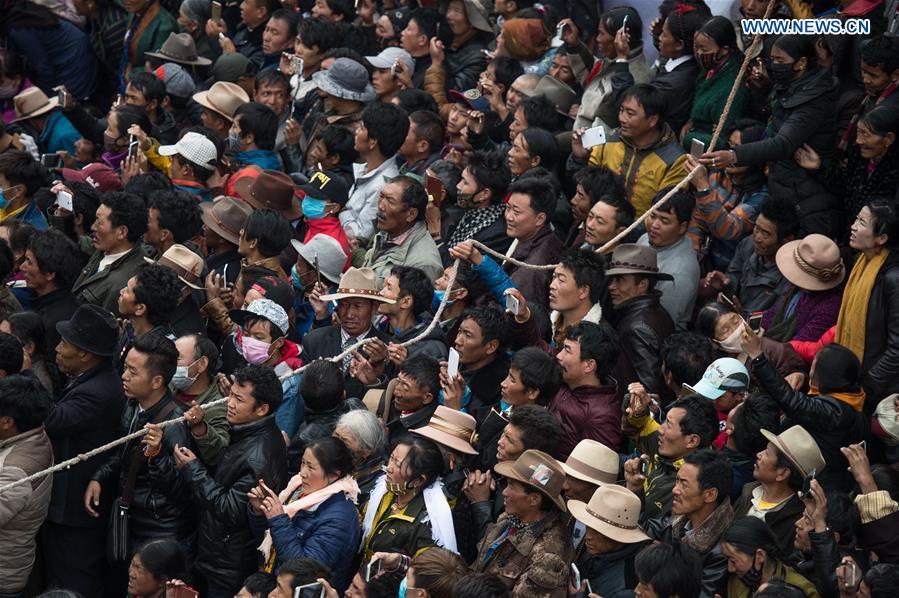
[71,245,147,315]
[685,55,749,148]
[126,4,178,78]
[183,383,229,465]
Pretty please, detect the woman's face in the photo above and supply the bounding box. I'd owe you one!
[300,447,332,494]
[127,554,163,597]
[658,18,683,59]
[714,311,743,342]
[446,0,472,37]
[721,542,763,576]
[385,443,413,487]
[856,120,895,161]
[376,15,396,45]
[507,134,535,175]
[597,19,616,59]
[850,206,887,253]
[333,425,368,462]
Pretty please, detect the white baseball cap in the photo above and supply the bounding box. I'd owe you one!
[365,47,414,74]
[158,131,217,170]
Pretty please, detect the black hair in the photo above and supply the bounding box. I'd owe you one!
[634,541,702,598]
[408,7,445,41]
[398,355,441,399]
[558,248,606,305]
[390,175,428,222]
[754,580,809,598]
[860,105,899,137]
[655,186,696,224]
[362,102,409,158]
[123,172,173,202]
[507,176,556,217]
[0,331,23,378]
[235,103,279,150]
[0,239,14,281]
[564,321,619,380]
[0,222,35,269]
[812,343,860,394]
[243,208,292,257]
[519,128,558,171]
[148,190,203,244]
[450,261,488,307]
[621,84,668,121]
[459,306,509,351]
[255,69,291,94]
[668,394,720,448]
[507,404,560,454]
[233,363,284,413]
[130,334,178,385]
[240,572,277,598]
[68,182,101,230]
[6,311,48,363]
[453,573,512,598]
[660,332,713,388]
[395,89,439,115]
[601,6,643,48]
[428,159,462,207]
[697,15,738,54]
[0,48,26,81]
[722,516,785,563]
[322,0,354,21]
[520,479,558,512]
[773,34,819,69]
[111,105,152,142]
[321,48,371,74]
[466,151,511,204]
[510,346,562,405]
[694,300,735,340]
[519,94,562,132]
[773,446,805,491]
[683,448,732,504]
[298,16,343,52]
[863,564,899,598]
[299,359,344,412]
[491,56,525,94]
[865,198,899,249]
[408,110,445,156]
[243,314,285,342]
[0,150,47,197]
[317,125,358,166]
[237,266,277,296]
[872,464,899,502]
[270,8,299,34]
[128,71,167,106]
[825,490,859,545]
[0,374,49,431]
[306,435,355,480]
[390,265,434,316]
[576,165,626,205]
[757,195,800,243]
[395,435,446,489]
[277,557,333,589]
[861,35,899,74]
[133,264,181,327]
[134,538,188,584]
[101,192,148,243]
[730,393,780,458]
[663,3,710,55]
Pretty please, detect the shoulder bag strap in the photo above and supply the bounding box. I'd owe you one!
[120,400,178,507]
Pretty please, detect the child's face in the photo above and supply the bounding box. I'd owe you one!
[245,320,274,343]
[306,138,328,168]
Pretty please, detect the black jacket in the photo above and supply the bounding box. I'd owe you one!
[444,34,489,92]
[287,398,365,476]
[301,324,391,402]
[861,253,899,405]
[92,392,195,541]
[466,352,510,428]
[206,247,242,287]
[610,292,675,402]
[44,362,126,527]
[29,288,80,360]
[733,481,803,554]
[171,296,207,338]
[750,354,867,490]
[183,415,288,591]
[734,69,839,236]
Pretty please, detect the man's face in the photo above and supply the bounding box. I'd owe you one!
[118,276,141,318]
[548,52,575,85]
[549,264,586,313]
[175,336,204,381]
[55,338,85,375]
[646,208,685,248]
[344,574,367,598]
[456,166,481,200]
[497,423,525,461]
[712,390,743,413]
[378,274,405,316]
[91,204,122,253]
[618,96,656,141]
[562,475,596,503]
[376,182,415,236]
[200,108,228,134]
[454,317,492,367]
[311,0,337,20]
[392,371,431,412]
[500,367,534,406]
[228,380,265,425]
[501,479,535,518]
[509,107,527,142]
[256,83,289,115]
[556,338,588,386]
[569,184,592,223]
[398,121,421,160]
[354,121,373,155]
[585,526,624,556]
[21,248,51,291]
[446,104,469,136]
[230,116,247,151]
[753,442,787,484]
[145,207,164,248]
[504,192,543,240]
[240,0,267,26]
[121,349,158,401]
[672,462,711,516]
[608,274,646,307]
[584,201,620,247]
[296,38,322,71]
[336,298,376,337]
[372,68,400,98]
[123,84,150,112]
[401,19,426,54]
[263,17,293,55]
[861,61,894,98]
[752,213,780,258]
[657,407,693,459]
[506,77,533,113]
[740,0,769,19]
[794,510,813,552]
[269,573,294,598]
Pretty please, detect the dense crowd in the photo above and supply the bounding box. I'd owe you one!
[1,0,899,597]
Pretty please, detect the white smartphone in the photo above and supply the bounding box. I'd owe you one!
[690,138,706,159]
[365,557,381,582]
[570,564,581,590]
[504,293,520,314]
[581,126,607,149]
[56,190,73,212]
[293,583,324,598]
[447,348,460,379]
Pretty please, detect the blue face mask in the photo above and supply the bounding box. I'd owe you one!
[302,197,328,219]
[290,264,303,290]
[433,289,455,306]
[398,577,407,598]
[0,188,8,210]
[227,130,242,151]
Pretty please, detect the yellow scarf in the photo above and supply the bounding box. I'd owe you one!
[835,249,889,362]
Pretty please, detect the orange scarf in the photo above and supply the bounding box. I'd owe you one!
[809,383,866,412]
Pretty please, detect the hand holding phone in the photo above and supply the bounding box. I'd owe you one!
[57,190,73,212]
[570,564,581,590]
[504,293,520,314]
[447,347,460,379]
[580,126,606,149]
[211,0,222,22]
[365,557,381,582]
[690,138,706,159]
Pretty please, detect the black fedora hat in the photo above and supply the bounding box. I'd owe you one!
[56,304,119,357]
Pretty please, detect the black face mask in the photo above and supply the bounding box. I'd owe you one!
[769,62,798,87]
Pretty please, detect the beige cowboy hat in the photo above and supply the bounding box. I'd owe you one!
[319,267,395,304]
[150,244,205,290]
[775,234,845,292]
[567,485,651,544]
[192,81,249,121]
[11,87,59,123]
[523,75,577,117]
[412,406,479,455]
[494,449,567,512]
[760,425,826,477]
[561,439,619,486]
[146,32,212,66]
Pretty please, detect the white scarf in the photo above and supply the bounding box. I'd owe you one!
[361,473,458,554]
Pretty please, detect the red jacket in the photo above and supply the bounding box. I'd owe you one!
[789,326,836,365]
[549,381,621,459]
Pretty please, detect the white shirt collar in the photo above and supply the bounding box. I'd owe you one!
[663,55,693,72]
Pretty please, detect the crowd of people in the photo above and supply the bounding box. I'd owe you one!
[1,0,899,597]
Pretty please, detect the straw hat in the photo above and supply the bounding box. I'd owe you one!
[319,268,395,303]
[567,485,651,544]
[11,87,59,122]
[760,425,826,477]
[494,449,567,512]
[412,406,479,455]
[192,81,249,121]
[561,440,619,486]
[775,234,845,291]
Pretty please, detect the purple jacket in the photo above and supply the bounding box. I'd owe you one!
[549,381,621,459]
[761,287,842,342]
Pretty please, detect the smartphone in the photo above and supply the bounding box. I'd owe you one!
[128,135,139,160]
[56,89,68,107]
[293,583,324,598]
[690,138,705,159]
[748,312,763,332]
[447,347,460,379]
[799,468,817,499]
[844,560,861,590]
[580,126,606,149]
[365,557,381,582]
[171,586,199,598]
[586,580,593,595]
[504,293,520,315]
[557,22,567,36]
[719,293,737,311]
[570,564,581,590]
[860,440,867,453]
[313,254,321,286]
[390,61,398,77]
[40,153,63,168]
[622,13,629,33]
[57,190,74,212]
[211,0,222,21]
[425,174,445,210]
[640,457,649,477]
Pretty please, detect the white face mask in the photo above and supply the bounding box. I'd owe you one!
[169,359,200,391]
[717,324,744,354]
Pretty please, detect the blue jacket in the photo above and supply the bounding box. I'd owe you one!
[266,491,362,591]
[236,149,281,170]
[39,110,80,156]
[7,201,49,231]
[7,22,97,100]
[472,255,516,301]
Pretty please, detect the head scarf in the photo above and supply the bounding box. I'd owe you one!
[501,19,551,62]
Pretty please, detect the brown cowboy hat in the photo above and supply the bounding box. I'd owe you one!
[200,196,254,246]
[494,449,567,512]
[604,244,674,280]
[234,169,302,220]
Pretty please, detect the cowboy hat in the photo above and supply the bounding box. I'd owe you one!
[760,425,826,477]
[152,244,205,290]
[604,244,674,280]
[11,87,59,123]
[319,267,395,303]
[494,449,567,512]
[413,406,479,455]
[567,485,651,544]
[775,234,845,292]
[235,169,302,220]
[146,32,212,66]
[200,196,254,246]
[561,439,619,486]
[192,81,249,121]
